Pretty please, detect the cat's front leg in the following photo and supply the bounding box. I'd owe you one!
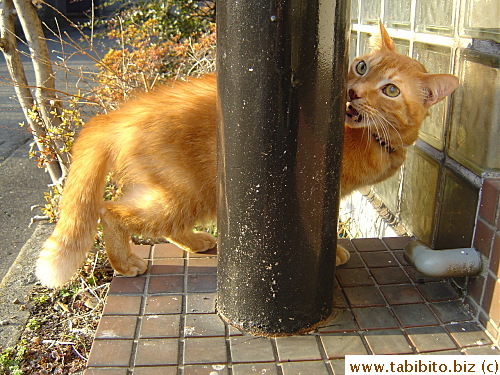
[336,244,350,266]
[168,231,217,253]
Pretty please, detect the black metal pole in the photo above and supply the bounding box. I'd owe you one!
[216,0,350,336]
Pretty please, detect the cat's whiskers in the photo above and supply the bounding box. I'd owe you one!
[372,115,387,140]
[371,114,388,159]
[361,127,370,154]
[359,106,391,156]
[372,108,404,149]
[367,108,389,140]
[352,105,372,154]
[364,113,376,154]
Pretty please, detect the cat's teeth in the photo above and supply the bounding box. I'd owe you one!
[346,104,359,118]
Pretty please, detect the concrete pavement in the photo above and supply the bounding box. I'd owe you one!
[0,45,53,350]
[0,27,106,283]
[0,26,107,348]
[0,49,51,283]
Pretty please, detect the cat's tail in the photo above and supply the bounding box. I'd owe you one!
[36,119,111,287]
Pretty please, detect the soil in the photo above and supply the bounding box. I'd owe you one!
[1,247,113,374]
[0,235,169,374]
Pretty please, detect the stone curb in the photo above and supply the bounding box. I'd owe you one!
[0,222,53,349]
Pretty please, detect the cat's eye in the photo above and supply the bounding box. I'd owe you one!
[355,60,367,75]
[382,84,400,97]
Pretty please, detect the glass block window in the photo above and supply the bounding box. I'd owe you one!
[384,0,411,30]
[400,148,440,245]
[361,1,381,26]
[449,49,500,173]
[413,43,453,150]
[463,0,500,42]
[349,32,358,62]
[350,0,499,247]
[415,0,455,36]
[359,33,372,55]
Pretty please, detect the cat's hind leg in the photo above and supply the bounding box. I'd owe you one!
[104,184,216,261]
[336,244,350,266]
[101,206,148,277]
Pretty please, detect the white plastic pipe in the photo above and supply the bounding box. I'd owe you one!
[403,240,481,278]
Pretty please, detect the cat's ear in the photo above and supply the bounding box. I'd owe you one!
[421,74,459,107]
[370,21,396,52]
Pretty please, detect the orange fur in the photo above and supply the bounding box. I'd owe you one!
[36,23,458,287]
[37,75,218,287]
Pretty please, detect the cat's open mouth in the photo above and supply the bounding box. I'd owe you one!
[346,103,363,123]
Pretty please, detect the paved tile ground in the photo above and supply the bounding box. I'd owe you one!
[84,237,499,375]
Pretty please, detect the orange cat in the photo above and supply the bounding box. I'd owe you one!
[36,22,458,287]
[336,22,458,263]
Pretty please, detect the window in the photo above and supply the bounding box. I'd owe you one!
[350,0,498,247]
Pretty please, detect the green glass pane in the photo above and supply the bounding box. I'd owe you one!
[463,0,500,42]
[413,43,453,150]
[415,0,454,35]
[373,169,402,215]
[394,38,410,56]
[361,0,381,26]
[448,49,500,173]
[350,32,358,62]
[359,33,371,56]
[351,0,359,23]
[385,0,411,30]
[401,147,439,245]
[434,169,479,249]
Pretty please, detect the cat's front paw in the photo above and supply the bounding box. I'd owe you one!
[187,232,217,253]
[336,244,350,266]
[168,231,217,253]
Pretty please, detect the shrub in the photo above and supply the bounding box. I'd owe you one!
[93,0,216,108]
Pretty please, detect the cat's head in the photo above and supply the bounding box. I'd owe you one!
[345,22,459,147]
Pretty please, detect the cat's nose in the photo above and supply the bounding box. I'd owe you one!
[348,88,360,101]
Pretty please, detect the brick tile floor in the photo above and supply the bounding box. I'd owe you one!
[84,238,499,375]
